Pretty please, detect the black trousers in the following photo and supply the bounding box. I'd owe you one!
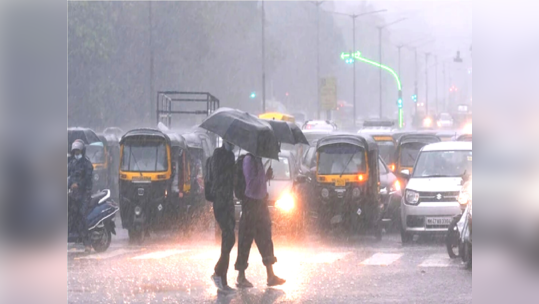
[73,195,91,246]
[235,197,277,271]
[213,198,236,285]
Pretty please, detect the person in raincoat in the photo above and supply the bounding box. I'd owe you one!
[210,141,237,293]
[234,154,286,288]
[68,140,93,253]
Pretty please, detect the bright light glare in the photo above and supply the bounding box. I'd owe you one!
[423,117,432,127]
[275,192,295,212]
[463,123,472,134]
[394,180,401,191]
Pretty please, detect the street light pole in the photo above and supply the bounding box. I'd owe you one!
[425,52,430,115]
[149,1,154,122]
[316,2,321,120]
[435,55,438,114]
[262,0,266,113]
[378,27,383,118]
[376,18,407,118]
[325,8,386,127]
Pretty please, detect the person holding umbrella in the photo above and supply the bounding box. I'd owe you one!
[209,140,236,293]
[199,108,285,288]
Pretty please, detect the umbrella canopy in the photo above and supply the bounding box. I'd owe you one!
[263,119,309,145]
[199,108,279,160]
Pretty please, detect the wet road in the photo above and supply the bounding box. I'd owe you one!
[68,222,472,304]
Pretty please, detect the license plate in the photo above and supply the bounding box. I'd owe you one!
[335,179,346,187]
[426,217,452,226]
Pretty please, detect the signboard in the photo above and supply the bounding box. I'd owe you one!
[320,77,337,111]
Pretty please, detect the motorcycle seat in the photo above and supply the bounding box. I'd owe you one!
[91,190,109,206]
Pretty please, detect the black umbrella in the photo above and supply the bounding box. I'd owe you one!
[263,119,310,145]
[199,108,279,160]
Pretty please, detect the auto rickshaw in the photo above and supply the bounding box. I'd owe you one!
[181,132,212,228]
[312,134,382,239]
[390,133,441,176]
[87,133,120,197]
[258,112,295,123]
[119,128,190,243]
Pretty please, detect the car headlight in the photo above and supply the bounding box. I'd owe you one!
[275,192,295,212]
[458,191,470,205]
[321,188,329,199]
[391,180,401,192]
[405,189,419,205]
[134,206,142,216]
[93,173,99,181]
[352,187,361,198]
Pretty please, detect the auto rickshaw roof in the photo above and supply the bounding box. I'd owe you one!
[121,128,171,145]
[397,132,441,145]
[98,133,120,146]
[316,134,377,152]
[181,132,204,149]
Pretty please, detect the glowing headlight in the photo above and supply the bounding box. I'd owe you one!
[93,173,99,181]
[458,192,469,205]
[423,117,432,127]
[134,206,142,216]
[405,189,419,205]
[321,188,329,199]
[391,180,401,192]
[275,192,295,212]
[352,187,361,197]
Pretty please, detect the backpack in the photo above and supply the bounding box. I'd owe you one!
[204,156,215,202]
[233,154,251,201]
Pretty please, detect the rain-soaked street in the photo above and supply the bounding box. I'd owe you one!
[68,220,472,303]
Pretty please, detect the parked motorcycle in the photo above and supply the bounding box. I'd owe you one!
[68,188,119,252]
[446,177,472,269]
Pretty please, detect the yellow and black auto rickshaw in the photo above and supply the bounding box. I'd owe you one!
[119,128,190,243]
[86,133,120,197]
[390,132,441,176]
[312,134,383,240]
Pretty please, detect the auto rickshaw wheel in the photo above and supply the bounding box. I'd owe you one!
[128,228,145,245]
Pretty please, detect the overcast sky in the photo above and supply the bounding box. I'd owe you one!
[334,1,472,59]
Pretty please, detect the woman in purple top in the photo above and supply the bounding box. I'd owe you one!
[234,154,286,288]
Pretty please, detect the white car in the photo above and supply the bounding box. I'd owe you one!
[400,141,472,243]
[302,120,337,131]
[437,113,454,128]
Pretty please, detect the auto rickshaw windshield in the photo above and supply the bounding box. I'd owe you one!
[399,142,426,167]
[121,140,168,172]
[86,144,105,164]
[318,144,366,175]
[377,141,395,164]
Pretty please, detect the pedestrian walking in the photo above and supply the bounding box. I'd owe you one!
[234,153,286,288]
[208,141,237,294]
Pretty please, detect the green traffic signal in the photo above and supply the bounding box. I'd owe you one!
[250,92,256,99]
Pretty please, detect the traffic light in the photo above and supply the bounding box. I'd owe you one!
[411,94,417,102]
[250,92,256,99]
[397,98,403,109]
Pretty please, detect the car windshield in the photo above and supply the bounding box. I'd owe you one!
[264,157,291,180]
[121,140,168,172]
[317,144,366,175]
[86,144,105,164]
[377,141,395,164]
[399,142,426,167]
[413,150,472,178]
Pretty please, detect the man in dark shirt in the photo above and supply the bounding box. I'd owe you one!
[68,140,94,253]
[210,141,236,293]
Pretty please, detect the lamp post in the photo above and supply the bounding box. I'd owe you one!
[262,0,266,113]
[377,18,407,118]
[327,9,387,127]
